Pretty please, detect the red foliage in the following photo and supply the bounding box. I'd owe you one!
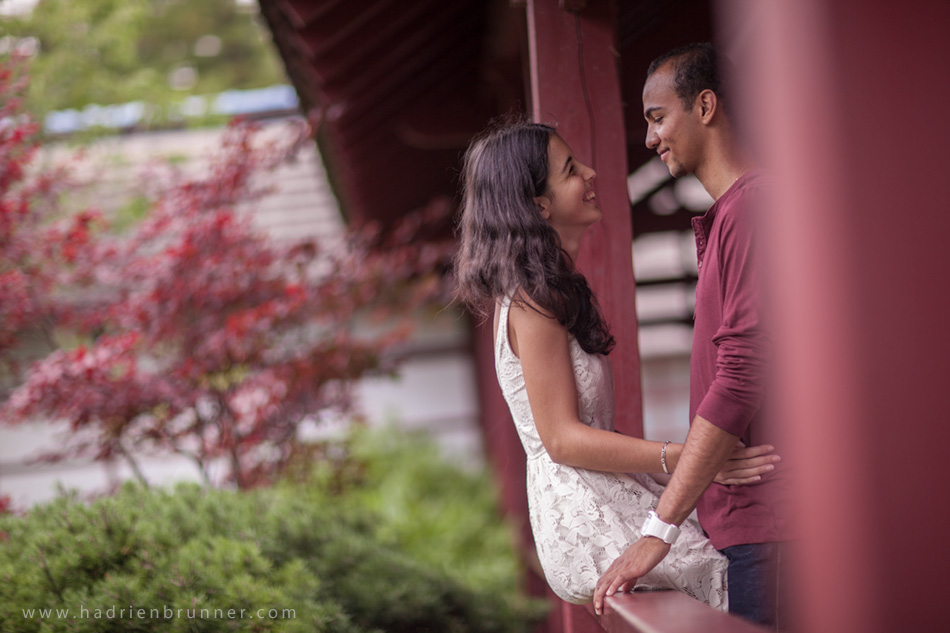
[0,60,453,489]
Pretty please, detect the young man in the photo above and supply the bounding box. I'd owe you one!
[593,43,789,629]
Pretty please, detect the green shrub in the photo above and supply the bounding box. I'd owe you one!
[293,428,526,597]
[0,429,546,633]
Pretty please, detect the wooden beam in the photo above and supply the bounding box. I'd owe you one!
[526,0,642,437]
[274,0,345,29]
[296,0,400,57]
[560,0,588,12]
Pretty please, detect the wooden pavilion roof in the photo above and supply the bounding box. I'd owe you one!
[258,0,714,237]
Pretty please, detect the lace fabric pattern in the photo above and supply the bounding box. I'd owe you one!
[494,296,728,609]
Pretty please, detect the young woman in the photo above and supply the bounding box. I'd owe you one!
[454,121,778,609]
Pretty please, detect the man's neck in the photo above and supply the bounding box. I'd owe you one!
[696,160,755,201]
[694,138,755,201]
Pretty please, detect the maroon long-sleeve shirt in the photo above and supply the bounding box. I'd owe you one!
[690,170,788,550]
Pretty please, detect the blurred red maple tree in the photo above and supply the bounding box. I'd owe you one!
[0,57,453,489]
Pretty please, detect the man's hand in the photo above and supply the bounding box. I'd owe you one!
[592,417,738,615]
[593,537,671,615]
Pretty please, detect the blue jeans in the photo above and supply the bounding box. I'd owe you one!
[722,542,790,630]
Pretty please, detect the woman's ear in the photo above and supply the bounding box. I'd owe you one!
[534,195,551,220]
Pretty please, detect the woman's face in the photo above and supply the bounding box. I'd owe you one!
[534,135,600,235]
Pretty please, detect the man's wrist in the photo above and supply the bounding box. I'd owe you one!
[641,510,681,545]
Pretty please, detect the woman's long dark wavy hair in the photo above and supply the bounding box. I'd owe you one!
[454,120,615,356]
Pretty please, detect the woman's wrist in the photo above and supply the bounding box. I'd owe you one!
[660,440,671,474]
[665,442,683,473]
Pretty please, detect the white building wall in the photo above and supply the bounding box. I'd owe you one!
[634,230,700,445]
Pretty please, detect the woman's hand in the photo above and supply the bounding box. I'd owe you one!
[713,443,780,485]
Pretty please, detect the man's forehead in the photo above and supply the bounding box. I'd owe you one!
[642,67,677,109]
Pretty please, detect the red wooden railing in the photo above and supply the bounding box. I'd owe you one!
[599,592,770,633]
[548,592,770,633]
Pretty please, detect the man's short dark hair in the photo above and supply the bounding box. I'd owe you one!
[647,42,729,113]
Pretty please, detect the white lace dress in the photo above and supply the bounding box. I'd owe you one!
[495,296,728,609]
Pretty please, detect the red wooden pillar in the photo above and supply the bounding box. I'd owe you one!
[525,0,638,630]
[732,0,950,631]
[526,0,641,434]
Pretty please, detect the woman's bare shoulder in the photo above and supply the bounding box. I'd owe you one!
[508,289,555,321]
[505,290,564,358]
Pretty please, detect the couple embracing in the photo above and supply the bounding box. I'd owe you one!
[455,43,790,630]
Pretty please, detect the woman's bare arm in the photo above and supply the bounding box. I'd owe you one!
[503,296,777,482]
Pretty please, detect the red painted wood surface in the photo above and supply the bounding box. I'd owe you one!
[561,602,604,633]
[526,0,642,438]
[736,0,950,630]
[601,592,768,633]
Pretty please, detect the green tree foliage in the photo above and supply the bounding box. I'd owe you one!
[0,0,286,122]
[0,429,547,632]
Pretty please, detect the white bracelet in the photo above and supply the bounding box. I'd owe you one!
[642,510,681,545]
[660,440,671,474]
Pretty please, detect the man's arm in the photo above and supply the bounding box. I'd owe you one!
[592,415,738,615]
[592,180,772,615]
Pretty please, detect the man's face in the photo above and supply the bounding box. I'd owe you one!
[642,63,704,178]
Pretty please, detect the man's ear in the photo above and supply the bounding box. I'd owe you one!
[534,195,551,220]
[698,89,718,124]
